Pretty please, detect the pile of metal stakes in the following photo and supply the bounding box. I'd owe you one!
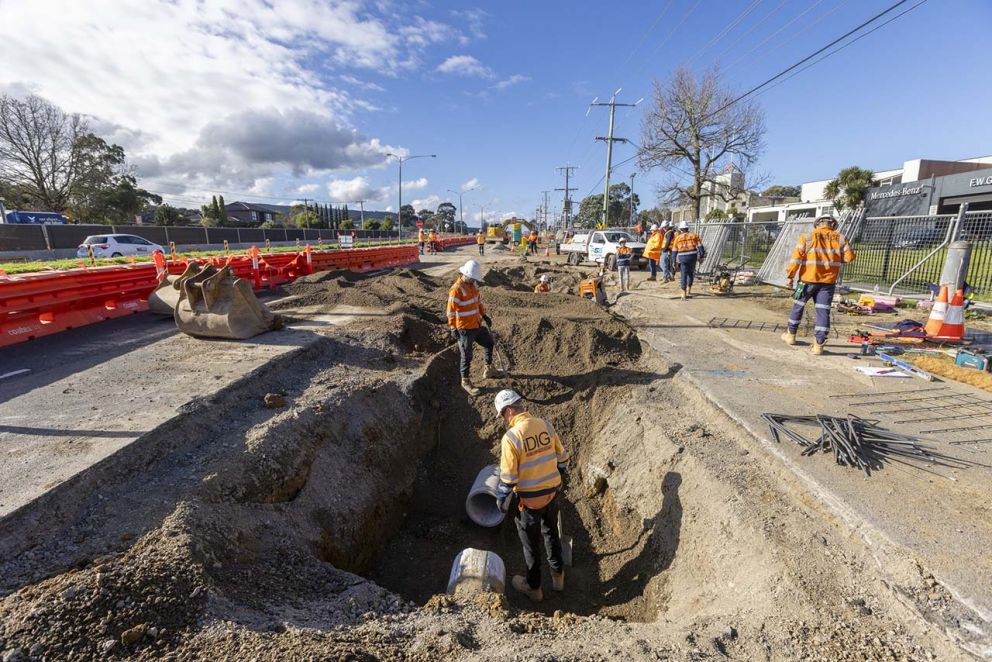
[762,413,976,479]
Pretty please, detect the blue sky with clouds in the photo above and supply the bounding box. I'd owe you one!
[2,0,990,223]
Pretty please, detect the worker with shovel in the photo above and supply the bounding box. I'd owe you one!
[447,259,501,395]
[493,389,570,602]
[782,215,855,355]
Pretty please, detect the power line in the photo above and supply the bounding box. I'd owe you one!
[685,0,765,66]
[707,0,919,120]
[709,0,792,65]
[724,0,843,72]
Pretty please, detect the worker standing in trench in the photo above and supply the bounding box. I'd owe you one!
[493,389,570,602]
[782,215,855,355]
[447,259,501,395]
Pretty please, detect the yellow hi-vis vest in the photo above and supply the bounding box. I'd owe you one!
[787,226,855,284]
[499,412,570,508]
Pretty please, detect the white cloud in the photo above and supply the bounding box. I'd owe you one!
[493,74,530,91]
[327,176,390,202]
[0,0,460,198]
[405,177,429,191]
[451,8,488,40]
[296,183,320,194]
[462,178,481,191]
[436,55,494,78]
[410,194,445,212]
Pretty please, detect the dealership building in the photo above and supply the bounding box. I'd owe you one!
[746,156,992,222]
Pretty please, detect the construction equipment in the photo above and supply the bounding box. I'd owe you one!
[174,264,283,339]
[877,351,936,381]
[147,262,201,315]
[578,275,608,306]
[708,267,734,295]
[955,348,991,371]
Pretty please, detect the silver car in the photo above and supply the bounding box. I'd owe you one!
[76,234,165,259]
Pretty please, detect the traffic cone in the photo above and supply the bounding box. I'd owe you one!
[934,289,965,340]
[544,244,550,257]
[924,285,948,337]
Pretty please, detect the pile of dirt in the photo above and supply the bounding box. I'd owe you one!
[0,263,967,660]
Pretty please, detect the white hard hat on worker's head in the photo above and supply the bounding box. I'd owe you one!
[815,215,838,227]
[678,221,689,230]
[459,259,483,281]
[540,274,550,282]
[494,389,523,416]
[650,224,659,231]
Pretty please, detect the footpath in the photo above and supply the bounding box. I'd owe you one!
[615,276,992,658]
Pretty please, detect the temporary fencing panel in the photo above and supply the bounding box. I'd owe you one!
[698,224,732,274]
[757,211,862,287]
[46,224,108,249]
[165,226,209,245]
[205,227,240,244]
[117,226,168,245]
[0,224,48,251]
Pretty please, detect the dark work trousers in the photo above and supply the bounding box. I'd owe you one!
[457,327,494,377]
[478,244,485,255]
[788,282,835,344]
[647,257,660,278]
[661,250,672,280]
[516,495,564,589]
[418,241,425,255]
[678,255,698,290]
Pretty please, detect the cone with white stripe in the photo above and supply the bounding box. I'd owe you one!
[924,285,948,338]
[932,289,965,341]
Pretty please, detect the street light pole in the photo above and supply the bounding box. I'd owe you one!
[448,186,478,234]
[629,173,636,228]
[386,153,436,239]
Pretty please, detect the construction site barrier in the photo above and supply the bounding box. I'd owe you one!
[0,244,424,348]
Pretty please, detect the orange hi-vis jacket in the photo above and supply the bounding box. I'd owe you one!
[671,231,702,256]
[787,226,855,284]
[428,230,438,242]
[476,234,485,245]
[418,229,426,242]
[534,282,550,293]
[662,229,675,250]
[446,276,485,330]
[499,412,570,509]
[644,230,663,260]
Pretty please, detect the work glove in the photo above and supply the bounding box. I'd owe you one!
[482,314,493,327]
[558,465,569,490]
[496,495,510,513]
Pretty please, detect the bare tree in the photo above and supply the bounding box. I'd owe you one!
[639,66,765,222]
[0,94,86,212]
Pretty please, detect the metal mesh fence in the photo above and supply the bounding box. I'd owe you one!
[843,214,956,293]
[696,221,784,274]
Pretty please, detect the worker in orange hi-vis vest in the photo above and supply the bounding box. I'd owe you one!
[476,230,486,255]
[534,274,551,293]
[428,229,438,254]
[447,260,500,395]
[671,222,704,300]
[782,215,855,355]
[418,227,427,255]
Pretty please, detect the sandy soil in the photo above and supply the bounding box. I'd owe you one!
[0,260,974,660]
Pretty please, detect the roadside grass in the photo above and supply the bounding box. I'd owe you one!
[0,240,417,275]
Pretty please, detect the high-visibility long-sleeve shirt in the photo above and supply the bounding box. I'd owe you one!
[498,412,569,509]
[418,230,426,242]
[534,282,550,293]
[446,276,485,329]
[786,226,855,284]
[671,231,702,257]
[644,231,663,260]
[428,231,438,242]
[476,234,485,244]
[662,229,675,250]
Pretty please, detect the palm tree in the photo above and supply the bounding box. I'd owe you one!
[824,166,876,212]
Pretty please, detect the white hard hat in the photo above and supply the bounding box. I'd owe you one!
[662,220,670,227]
[540,274,550,283]
[650,224,659,231]
[494,389,522,416]
[459,259,482,280]
[678,221,689,230]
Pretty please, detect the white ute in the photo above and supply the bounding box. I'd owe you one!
[560,230,646,270]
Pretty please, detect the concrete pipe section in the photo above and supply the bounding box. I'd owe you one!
[466,463,505,527]
[446,548,506,596]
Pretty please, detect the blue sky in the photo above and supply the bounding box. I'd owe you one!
[2,0,990,223]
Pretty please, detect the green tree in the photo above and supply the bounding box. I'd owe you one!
[823,166,876,212]
[293,210,320,228]
[381,216,394,231]
[574,182,640,227]
[153,203,182,226]
[217,194,229,225]
[762,185,800,198]
[399,204,416,228]
[342,204,350,224]
[340,218,354,230]
[436,202,457,225]
[200,195,223,226]
[705,208,728,221]
[363,218,381,230]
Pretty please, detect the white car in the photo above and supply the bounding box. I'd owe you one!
[560,230,647,270]
[76,234,165,259]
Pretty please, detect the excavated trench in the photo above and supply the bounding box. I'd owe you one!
[0,264,964,660]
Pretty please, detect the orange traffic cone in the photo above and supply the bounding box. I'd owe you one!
[544,244,550,257]
[934,289,965,340]
[924,285,948,337]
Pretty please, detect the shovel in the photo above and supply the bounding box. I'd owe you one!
[558,511,573,567]
[486,322,512,373]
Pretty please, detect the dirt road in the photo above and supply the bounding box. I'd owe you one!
[0,247,985,660]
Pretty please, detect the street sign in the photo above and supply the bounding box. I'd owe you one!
[416,220,423,228]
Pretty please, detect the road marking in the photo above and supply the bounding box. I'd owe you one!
[0,369,31,380]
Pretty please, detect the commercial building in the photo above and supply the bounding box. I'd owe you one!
[747,156,992,222]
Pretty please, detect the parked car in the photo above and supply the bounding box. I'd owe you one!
[892,228,943,249]
[560,230,647,269]
[76,234,164,258]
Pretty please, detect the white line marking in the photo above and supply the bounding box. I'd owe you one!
[0,369,31,380]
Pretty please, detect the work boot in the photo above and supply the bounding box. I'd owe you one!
[781,331,797,346]
[647,275,657,281]
[483,363,502,379]
[461,378,481,396]
[811,341,826,356]
[680,289,687,300]
[552,570,565,592]
[511,575,543,602]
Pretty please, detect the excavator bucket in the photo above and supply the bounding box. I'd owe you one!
[174,265,283,339]
[147,262,201,315]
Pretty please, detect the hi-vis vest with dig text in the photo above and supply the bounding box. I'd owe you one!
[499,412,570,508]
[787,226,855,284]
